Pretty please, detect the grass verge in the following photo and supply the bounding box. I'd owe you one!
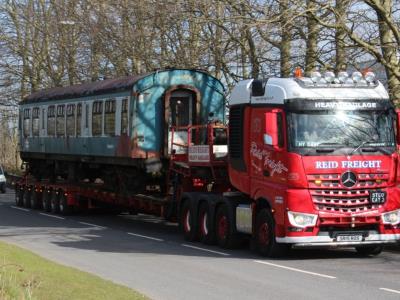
[0,241,148,300]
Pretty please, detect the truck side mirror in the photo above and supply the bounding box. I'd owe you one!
[264,112,278,147]
[252,80,265,97]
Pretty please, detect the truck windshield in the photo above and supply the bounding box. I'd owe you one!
[288,110,395,149]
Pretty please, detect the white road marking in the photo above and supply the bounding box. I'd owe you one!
[11,206,30,212]
[181,244,230,256]
[79,222,107,229]
[380,288,400,295]
[127,232,164,242]
[39,213,65,220]
[254,260,336,279]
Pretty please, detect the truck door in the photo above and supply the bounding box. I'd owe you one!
[249,107,288,193]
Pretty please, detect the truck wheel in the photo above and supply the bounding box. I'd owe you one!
[255,209,288,257]
[355,245,383,256]
[51,190,60,213]
[180,199,197,241]
[59,194,72,215]
[30,190,41,209]
[22,188,32,208]
[198,201,215,244]
[42,189,52,212]
[15,185,24,207]
[215,203,238,249]
[1,184,6,194]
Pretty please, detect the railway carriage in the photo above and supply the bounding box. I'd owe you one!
[19,69,226,192]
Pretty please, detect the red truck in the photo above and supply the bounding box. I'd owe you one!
[16,69,400,257]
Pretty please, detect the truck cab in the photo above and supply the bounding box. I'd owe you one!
[229,71,400,255]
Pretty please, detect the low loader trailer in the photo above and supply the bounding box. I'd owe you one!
[16,69,400,257]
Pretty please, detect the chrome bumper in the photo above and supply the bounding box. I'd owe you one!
[277,234,400,248]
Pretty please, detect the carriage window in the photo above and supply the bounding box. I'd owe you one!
[92,101,103,136]
[56,105,65,137]
[85,104,89,129]
[47,106,55,136]
[32,107,40,137]
[42,108,45,130]
[104,99,116,136]
[76,103,82,136]
[121,98,128,135]
[66,104,75,136]
[23,108,31,137]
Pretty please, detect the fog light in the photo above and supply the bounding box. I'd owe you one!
[338,71,349,83]
[324,71,335,83]
[352,71,363,83]
[310,71,322,83]
[364,71,376,83]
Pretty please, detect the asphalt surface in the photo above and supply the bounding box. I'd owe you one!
[0,190,400,300]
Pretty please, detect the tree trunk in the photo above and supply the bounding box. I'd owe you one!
[279,0,291,77]
[305,0,318,75]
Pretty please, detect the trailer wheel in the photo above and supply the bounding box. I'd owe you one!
[42,189,52,212]
[50,190,60,213]
[355,245,383,256]
[22,188,32,208]
[198,201,215,244]
[215,203,238,249]
[255,209,288,257]
[15,185,24,207]
[59,194,72,215]
[180,199,197,241]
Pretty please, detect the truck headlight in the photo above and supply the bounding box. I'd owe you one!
[382,209,400,225]
[288,211,318,228]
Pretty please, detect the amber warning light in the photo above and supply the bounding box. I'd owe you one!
[294,67,303,78]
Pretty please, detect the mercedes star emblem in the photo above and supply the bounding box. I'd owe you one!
[341,171,357,188]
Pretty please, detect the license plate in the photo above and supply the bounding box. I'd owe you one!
[336,235,363,242]
[369,191,386,204]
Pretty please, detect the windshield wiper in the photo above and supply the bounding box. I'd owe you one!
[316,142,347,153]
[348,140,392,155]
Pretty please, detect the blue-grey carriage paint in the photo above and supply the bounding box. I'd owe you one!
[19,69,225,159]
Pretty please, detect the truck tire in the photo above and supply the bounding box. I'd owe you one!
[180,199,198,241]
[215,203,239,249]
[255,209,288,257]
[355,245,383,256]
[51,190,60,213]
[59,194,72,215]
[22,188,32,208]
[198,201,215,245]
[1,183,6,194]
[42,189,52,212]
[30,190,41,209]
[15,185,24,207]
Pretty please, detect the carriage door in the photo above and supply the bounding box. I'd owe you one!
[168,91,194,154]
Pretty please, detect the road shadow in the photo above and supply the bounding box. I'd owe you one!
[0,192,399,263]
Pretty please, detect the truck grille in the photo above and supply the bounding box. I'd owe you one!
[308,173,387,213]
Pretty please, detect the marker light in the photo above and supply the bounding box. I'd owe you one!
[352,71,363,83]
[364,71,376,83]
[382,209,400,225]
[288,211,318,228]
[310,71,322,83]
[294,67,303,78]
[324,71,335,83]
[337,71,349,83]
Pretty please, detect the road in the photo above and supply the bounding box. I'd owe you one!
[0,190,399,300]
